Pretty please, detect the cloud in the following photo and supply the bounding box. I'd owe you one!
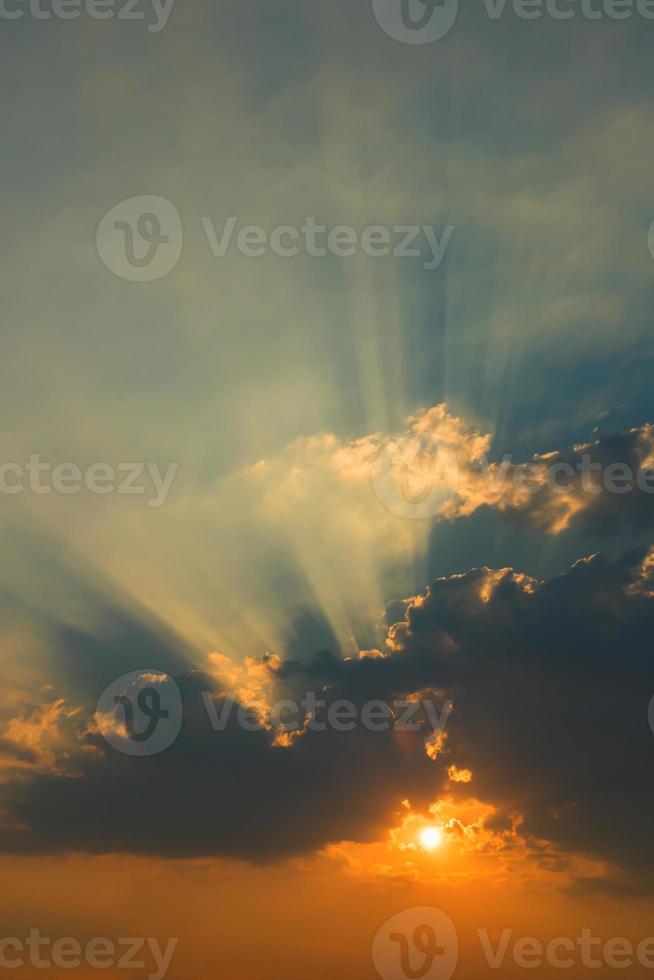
[0,668,444,861]
[0,700,82,779]
[349,407,654,537]
[435,421,654,536]
[6,402,652,672]
[245,406,654,541]
[368,547,654,890]
[0,545,653,893]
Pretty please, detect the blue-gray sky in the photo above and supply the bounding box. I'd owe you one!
[1,6,654,973]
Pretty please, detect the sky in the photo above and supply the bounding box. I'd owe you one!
[1,0,654,978]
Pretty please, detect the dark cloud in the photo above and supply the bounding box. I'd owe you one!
[369,548,654,890]
[423,421,654,594]
[511,424,654,534]
[0,670,441,861]
[0,739,39,766]
[432,423,654,553]
[1,547,653,890]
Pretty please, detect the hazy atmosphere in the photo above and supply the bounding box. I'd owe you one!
[1,1,654,977]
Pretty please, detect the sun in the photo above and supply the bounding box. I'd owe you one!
[419,826,443,851]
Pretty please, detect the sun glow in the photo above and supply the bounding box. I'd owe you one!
[419,827,443,851]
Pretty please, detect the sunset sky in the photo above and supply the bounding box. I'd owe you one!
[1,1,654,977]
